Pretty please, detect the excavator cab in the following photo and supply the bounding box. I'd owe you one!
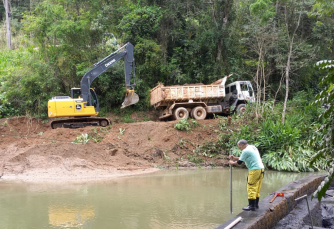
[71,88,99,110]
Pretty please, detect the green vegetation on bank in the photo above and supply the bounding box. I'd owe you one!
[230,92,329,173]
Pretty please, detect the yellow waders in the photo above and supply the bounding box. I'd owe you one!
[247,169,264,200]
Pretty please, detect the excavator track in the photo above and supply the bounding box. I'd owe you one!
[51,117,110,129]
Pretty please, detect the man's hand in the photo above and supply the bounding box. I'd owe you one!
[228,155,235,160]
[228,160,236,165]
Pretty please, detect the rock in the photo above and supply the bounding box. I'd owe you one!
[321,202,334,228]
[178,161,196,167]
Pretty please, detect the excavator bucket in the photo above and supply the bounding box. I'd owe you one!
[121,89,139,108]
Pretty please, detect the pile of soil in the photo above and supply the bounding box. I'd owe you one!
[0,116,232,182]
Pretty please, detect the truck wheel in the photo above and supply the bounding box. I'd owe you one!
[236,104,246,115]
[190,109,195,118]
[192,106,207,120]
[173,107,189,120]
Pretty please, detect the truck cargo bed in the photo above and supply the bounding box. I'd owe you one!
[150,80,226,107]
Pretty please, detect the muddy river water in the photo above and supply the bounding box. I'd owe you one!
[0,168,311,229]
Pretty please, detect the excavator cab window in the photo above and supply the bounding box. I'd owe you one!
[71,88,81,99]
[90,89,98,108]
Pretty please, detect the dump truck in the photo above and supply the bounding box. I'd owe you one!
[150,75,255,120]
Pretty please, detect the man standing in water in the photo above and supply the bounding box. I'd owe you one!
[228,139,264,211]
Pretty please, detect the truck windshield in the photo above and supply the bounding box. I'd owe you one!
[240,82,248,91]
[246,82,254,96]
[240,82,254,97]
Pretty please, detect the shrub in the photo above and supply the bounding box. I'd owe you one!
[174,119,199,132]
[257,119,301,153]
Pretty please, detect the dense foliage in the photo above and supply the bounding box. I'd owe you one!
[225,93,329,173]
[1,0,334,191]
[310,60,334,200]
[2,0,332,117]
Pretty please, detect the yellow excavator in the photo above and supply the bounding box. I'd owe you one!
[48,42,139,129]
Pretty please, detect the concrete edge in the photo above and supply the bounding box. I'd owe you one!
[216,174,326,229]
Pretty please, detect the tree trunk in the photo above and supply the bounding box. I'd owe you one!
[255,47,263,122]
[282,5,302,124]
[4,0,12,49]
[282,46,292,125]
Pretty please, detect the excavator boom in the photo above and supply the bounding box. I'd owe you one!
[80,42,138,109]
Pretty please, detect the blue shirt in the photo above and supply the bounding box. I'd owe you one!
[239,145,264,171]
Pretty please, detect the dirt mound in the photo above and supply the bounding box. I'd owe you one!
[0,116,231,182]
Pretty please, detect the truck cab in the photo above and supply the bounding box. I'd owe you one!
[224,81,255,103]
[224,81,255,114]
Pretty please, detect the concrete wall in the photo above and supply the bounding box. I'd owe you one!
[217,174,325,229]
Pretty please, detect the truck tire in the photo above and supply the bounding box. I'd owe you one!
[173,107,189,120]
[190,109,195,118]
[191,106,207,120]
[236,104,246,115]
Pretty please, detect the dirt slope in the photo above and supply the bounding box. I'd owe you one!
[0,116,230,182]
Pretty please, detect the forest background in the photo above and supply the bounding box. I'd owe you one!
[0,0,333,199]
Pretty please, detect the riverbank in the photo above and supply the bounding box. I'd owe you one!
[0,116,231,183]
[0,167,161,183]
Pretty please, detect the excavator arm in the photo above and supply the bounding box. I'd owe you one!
[80,42,138,109]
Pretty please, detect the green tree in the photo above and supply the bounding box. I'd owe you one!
[311,0,334,17]
[0,48,61,118]
[310,0,334,60]
[249,0,276,23]
[311,60,334,201]
[117,4,162,45]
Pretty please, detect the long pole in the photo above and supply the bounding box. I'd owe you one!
[305,197,314,229]
[225,216,242,229]
[230,149,233,215]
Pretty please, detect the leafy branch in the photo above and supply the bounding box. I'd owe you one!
[310,60,334,201]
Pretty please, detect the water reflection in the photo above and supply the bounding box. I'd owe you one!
[48,205,95,228]
[0,169,313,229]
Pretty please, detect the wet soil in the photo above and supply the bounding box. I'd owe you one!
[0,115,233,182]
